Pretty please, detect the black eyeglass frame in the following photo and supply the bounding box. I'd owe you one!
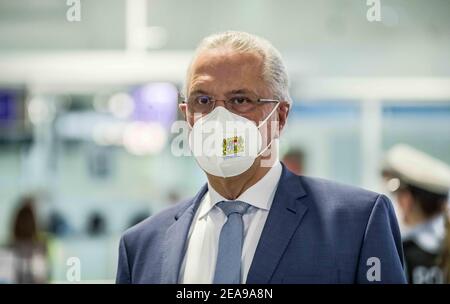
[178,93,281,114]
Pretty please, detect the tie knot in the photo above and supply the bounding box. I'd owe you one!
[216,200,250,217]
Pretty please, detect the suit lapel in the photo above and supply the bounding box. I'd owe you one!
[246,165,309,284]
[160,184,207,283]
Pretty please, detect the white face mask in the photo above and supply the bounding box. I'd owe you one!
[188,104,279,178]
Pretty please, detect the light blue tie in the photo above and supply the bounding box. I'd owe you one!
[213,200,250,284]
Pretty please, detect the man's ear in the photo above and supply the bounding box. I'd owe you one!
[179,103,188,120]
[278,102,290,132]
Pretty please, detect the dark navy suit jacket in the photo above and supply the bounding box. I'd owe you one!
[116,165,407,284]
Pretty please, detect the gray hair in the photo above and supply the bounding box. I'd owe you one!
[184,31,292,104]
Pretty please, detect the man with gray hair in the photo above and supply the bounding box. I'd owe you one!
[116,31,406,284]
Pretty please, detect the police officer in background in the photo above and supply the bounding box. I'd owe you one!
[382,144,450,284]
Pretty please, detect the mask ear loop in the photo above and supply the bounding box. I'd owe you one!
[187,119,193,130]
[186,110,202,130]
[184,100,204,130]
[257,102,280,129]
[256,102,281,158]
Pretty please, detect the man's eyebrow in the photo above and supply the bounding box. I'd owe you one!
[227,88,257,95]
[189,88,258,96]
[189,89,209,96]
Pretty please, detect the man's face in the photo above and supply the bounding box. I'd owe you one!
[179,48,289,136]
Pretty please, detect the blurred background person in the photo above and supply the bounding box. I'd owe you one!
[9,195,49,283]
[86,211,107,237]
[382,144,450,284]
[281,148,305,175]
[47,210,71,237]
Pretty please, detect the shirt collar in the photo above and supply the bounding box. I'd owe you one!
[402,214,446,253]
[198,162,282,220]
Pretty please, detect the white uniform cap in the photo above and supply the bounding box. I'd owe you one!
[383,144,450,195]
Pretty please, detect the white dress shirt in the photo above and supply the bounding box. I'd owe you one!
[178,161,282,283]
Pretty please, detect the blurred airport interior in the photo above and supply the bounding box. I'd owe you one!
[0,0,449,283]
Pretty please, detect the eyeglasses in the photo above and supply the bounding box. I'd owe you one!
[179,94,280,115]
